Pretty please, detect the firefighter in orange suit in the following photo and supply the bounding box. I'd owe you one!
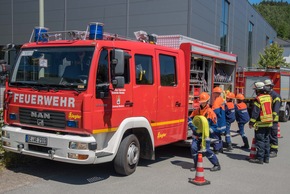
[212,86,226,153]
[249,82,273,164]
[264,79,281,158]
[225,92,236,151]
[235,93,250,149]
[188,92,221,171]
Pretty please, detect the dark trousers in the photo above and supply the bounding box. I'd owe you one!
[225,122,232,144]
[255,127,270,161]
[210,132,223,151]
[191,138,218,166]
[269,122,278,153]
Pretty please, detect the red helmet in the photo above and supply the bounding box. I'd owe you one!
[226,92,235,99]
[199,92,210,103]
[213,87,223,93]
[236,93,245,100]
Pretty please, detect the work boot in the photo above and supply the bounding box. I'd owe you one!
[249,158,263,164]
[264,158,269,164]
[190,164,196,171]
[226,143,233,151]
[242,136,249,149]
[269,151,277,158]
[241,145,249,149]
[214,148,223,154]
[210,164,221,172]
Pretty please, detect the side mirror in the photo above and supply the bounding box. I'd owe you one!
[0,60,11,80]
[111,49,125,75]
[111,49,130,89]
[112,76,125,88]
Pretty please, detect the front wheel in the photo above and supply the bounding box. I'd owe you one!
[114,134,140,176]
[280,104,290,122]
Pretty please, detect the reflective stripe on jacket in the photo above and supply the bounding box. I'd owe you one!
[269,90,281,122]
[249,94,273,128]
[235,102,250,124]
[212,96,227,132]
[257,94,273,123]
[225,101,236,123]
[190,104,217,133]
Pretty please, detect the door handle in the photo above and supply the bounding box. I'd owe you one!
[175,101,181,107]
[125,101,133,107]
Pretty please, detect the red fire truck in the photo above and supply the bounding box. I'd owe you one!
[236,67,290,122]
[1,22,237,175]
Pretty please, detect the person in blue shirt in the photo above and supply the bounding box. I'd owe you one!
[188,92,220,172]
[235,93,250,149]
[225,92,236,151]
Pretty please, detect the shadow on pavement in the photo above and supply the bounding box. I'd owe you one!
[4,144,192,185]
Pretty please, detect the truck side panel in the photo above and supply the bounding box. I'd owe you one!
[280,75,290,100]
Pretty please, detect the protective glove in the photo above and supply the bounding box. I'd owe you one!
[188,117,196,131]
[249,122,254,129]
[199,140,210,153]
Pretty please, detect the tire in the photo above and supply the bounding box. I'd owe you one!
[114,134,140,176]
[280,104,290,122]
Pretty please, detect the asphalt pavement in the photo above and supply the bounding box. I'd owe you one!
[1,122,290,194]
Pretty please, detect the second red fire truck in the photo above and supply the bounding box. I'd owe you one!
[1,22,237,175]
[236,67,290,122]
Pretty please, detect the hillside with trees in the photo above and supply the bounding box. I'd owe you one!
[253,0,290,40]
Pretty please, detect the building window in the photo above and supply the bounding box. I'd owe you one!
[220,0,229,52]
[247,22,254,67]
[159,54,177,86]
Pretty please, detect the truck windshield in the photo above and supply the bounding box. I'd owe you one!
[10,46,94,90]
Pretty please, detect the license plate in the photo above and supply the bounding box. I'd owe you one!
[26,135,47,146]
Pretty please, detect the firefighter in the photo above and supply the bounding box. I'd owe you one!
[188,92,221,172]
[225,92,236,151]
[249,82,273,164]
[264,79,281,158]
[235,93,250,149]
[212,86,226,153]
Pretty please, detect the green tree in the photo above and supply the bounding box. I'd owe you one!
[257,42,288,68]
[254,2,290,40]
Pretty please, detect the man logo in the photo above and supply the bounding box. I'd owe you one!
[31,112,51,119]
[37,119,44,126]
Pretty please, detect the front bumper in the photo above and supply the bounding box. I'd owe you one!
[1,125,103,164]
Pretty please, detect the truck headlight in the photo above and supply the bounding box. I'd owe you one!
[2,131,10,138]
[69,142,88,150]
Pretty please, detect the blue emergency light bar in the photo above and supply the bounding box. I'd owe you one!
[34,27,49,42]
[89,22,104,40]
[30,22,107,42]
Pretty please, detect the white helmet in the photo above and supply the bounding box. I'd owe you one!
[264,79,274,86]
[254,82,265,90]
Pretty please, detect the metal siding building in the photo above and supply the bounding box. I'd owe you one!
[0,0,276,67]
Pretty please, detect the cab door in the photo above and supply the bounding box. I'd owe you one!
[155,49,186,145]
[132,53,157,128]
[92,48,133,134]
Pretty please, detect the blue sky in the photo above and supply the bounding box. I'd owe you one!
[249,0,290,4]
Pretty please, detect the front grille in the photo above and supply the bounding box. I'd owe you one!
[28,144,52,154]
[19,108,66,129]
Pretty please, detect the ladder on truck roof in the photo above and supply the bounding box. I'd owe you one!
[156,34,220,50]
[244,67,290,72]
[236,66,245,94]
